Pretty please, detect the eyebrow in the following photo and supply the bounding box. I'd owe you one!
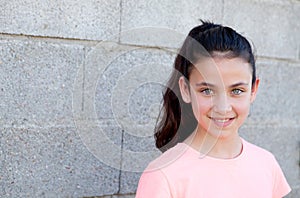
[195,82,249,88]
[229,82,249,88]
[195,82,215,87]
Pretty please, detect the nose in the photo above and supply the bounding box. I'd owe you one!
[213,94,232,114]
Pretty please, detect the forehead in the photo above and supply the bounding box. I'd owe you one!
[190,57,252,84]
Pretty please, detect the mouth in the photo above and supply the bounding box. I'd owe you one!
[208,117,235,127]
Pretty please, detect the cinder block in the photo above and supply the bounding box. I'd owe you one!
[120,0,223,48]
[94,45,174,120]
[118,131,160,193]
[0,38,85,128]
[277,62,300,125]
[74,119,123,173]
[90,44,174,173]
[112,194,135,198]
[286,187,300,198]
[240,125,300,189]
[117,118,162,193]
[119,170,142,195]
[0,0,120,41]
[246,59,300,127]
[0,127,120,197]
[223,0,300,60]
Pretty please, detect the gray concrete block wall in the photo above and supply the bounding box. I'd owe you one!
[1,0,299,197]
[0,37,84,128]
[1,0,121,41]
[223,0,300,60]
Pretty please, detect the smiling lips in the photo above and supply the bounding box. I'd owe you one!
[209,117,235,128]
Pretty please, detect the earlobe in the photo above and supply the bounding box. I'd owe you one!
[178,76,191,103]
[250,78,260,103]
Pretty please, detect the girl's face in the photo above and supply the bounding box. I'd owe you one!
[179,56,259,139]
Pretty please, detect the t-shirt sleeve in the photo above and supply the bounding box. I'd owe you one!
[272,156,291,198]
[136,169,172,198]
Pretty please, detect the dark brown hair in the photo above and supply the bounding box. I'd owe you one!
[154,20,256,152]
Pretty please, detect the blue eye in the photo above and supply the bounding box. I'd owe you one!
[232,89,243,95]
[201,88,214,95]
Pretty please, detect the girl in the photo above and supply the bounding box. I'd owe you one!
[136,21,291,197]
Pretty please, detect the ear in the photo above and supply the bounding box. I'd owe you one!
[250,78,260,103]
[178,76,191,103]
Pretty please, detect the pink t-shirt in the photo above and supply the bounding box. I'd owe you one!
[136,138,291,198]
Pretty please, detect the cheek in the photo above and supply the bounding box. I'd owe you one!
[190,94,212,115]
[233,99,251,115]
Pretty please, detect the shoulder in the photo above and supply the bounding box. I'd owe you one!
[242,138,276,162]
[136,168,172,198]
[144,143,191,172]
[243,139,291,196]
[136,144,189,198]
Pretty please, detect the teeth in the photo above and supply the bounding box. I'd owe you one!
[214,119,230,123]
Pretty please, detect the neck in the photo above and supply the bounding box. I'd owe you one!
[184,127,243,159]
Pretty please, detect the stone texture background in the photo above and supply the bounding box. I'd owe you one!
[0,0,299,197]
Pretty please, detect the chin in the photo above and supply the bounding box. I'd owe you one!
[205,126,239,139]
